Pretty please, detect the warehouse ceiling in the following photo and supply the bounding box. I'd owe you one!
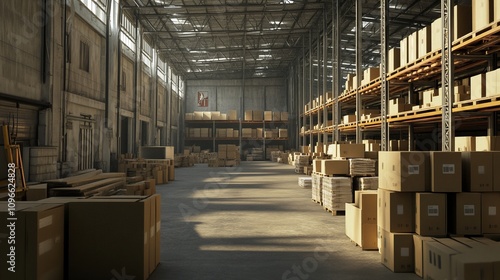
[122,0,461,80]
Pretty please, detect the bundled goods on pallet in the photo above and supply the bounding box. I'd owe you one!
[294,155,310,174]
[278,152,289,164]
[322,177,352,212]
[271,151,281,162]
[119,157,174,184]
[348,158,376,176]
[42,169,127,197]
[298,177,312,188]
[174,154,196,167]
[357,177,378,190]
[246,147,263,161]
[311,173,322,203]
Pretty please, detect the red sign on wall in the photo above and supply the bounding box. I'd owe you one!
[197,91,209,107]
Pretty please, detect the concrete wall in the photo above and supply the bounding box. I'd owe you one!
[186,78,287,117]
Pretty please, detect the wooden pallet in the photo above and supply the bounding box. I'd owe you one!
[311,198,322,205]
[324,207,345,216]
[455,95,500,108]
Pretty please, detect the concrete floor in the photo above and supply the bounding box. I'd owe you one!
[149,161,420,280]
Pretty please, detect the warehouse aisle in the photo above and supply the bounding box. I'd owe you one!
[149,162,419,280]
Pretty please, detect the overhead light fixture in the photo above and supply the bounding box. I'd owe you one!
[163,5,182,9]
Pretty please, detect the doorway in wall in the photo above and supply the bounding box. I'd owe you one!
[141,121,149,146]
[120,117,130,154]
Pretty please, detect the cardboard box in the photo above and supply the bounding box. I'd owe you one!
[413,235,434,277]
[312,159,322,173]
[494,152,500,192]
[228,110,238,120]
[202,112,211,120]
[278,129,287,138]
[430,152,462,192]
[455,5,473,38]
[452,250,495,280]
[423,240,462,280]
[388,48,401,73]
[333,143,365,159]
[343,114,356,124]
[408,31,419,63]
[256,128,263,138]
[168,165,175,181]
[415,193,447,236]
[418,26,432,59]
[345,191,378,250]
[449,193,482,235]
[193,111,203,120]
[185,113,193,120]
[400,36,409,67]
[281,112,288,121]
[200,128,210,138]
[363,67,380,83]
[68,198,153,280]
[26,183,48,201]
[242,128,252,138]
[378,189,415,233]
[380,230,414,273]
[471,73,486,100]
[273,111,281,121]
[264,111,273,121]
[482,192,500,233]
[379,151,428,192]
[455,136,476,152]
[462,152,493,192]
[473,0,494,31]
[253,110,263,121]
[321,159,349,175]
[476,136,500,151]
[244,110,253,121]
[233,130,239,138]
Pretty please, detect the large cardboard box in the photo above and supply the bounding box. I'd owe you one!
[333,143,365,159]
[400,36,408,67]
[200,128,210,138]
[68,198,153,280]
[413,235,434,277]
[193,111,203,120]
[482,193,500,233]
[380,230,414,273]
[455,136,476,152]
[452,250,496,280]
[408,31,419,63]
[321,159,349,175]
[256,128,263,138]
[455,5,473,39]
[278,129,287,138]
[431,17,442,52]
[415,193,447,236]
[312,159,322,173]
[418,26,432,59]
[228,110,238,120]
[264,111,273,121]
[449,193,482,235]
[471,73,486,100]
[494,152,500,192]
[253,110,263,121]
[242,128,252,138]
[379,151,428,192]
[462,152,493,192]
[430,152,462,192]
[388,48,401,73]
[202,112,211,120]
[345,191,378,250]
[244,110,253,121]
[487,68,500,97]
[476,136,500,151]
[378,189,415,233]
[423,240,462,280]
[473,0,494,31]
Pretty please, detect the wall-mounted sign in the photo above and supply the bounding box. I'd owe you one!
[197,91,209,107]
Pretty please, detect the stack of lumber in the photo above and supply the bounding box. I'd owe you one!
[311,173,322,203]
[348,158,376,176]
[124,178,157,195]
[322,177,352,212]
[298,177,312,188]
[357,176,378,190]
[43,170,126,197]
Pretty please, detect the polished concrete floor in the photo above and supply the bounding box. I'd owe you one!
[150,161,420,280]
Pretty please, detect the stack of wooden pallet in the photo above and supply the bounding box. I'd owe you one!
[43,170,126,197]
[311,173,322,203]
[322,177,352,214]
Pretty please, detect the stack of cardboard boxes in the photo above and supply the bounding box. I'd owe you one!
[374,150,500,278]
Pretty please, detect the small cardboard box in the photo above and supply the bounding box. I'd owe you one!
[244,110,253,121]
[253,110,264,121]
[228,110,238,120]
[378,189,415,233]
[280,112,288,121]
[448,192,482,235]
[273,111,281,121]
[430,152,462,192]
[415,193,447,236]
[462,152,493,192]
[380,230,414,273]
[471,73,486,100]
[264,111,273,121]
[482,192,500,233]
[312,159,322,173]
[278,129,287,138]
[379,152,428,192]
[333,143,365,159]
[321,159,349,175]
[400,36,409,67]
[486,69,499,98]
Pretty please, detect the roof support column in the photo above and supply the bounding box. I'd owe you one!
[355,0,362,144]
[380,0,389,151]
[441,0,454,151]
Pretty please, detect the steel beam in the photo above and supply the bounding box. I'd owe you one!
[380,0,389,151]
[355,0,362,144]
[441,0,454,151]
